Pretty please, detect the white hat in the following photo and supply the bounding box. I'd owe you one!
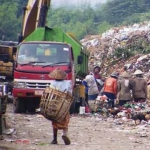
[133,69,144,75]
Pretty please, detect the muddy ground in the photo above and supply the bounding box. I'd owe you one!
[1,104,150,150]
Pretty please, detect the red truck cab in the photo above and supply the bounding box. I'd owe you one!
[13,42,75,113]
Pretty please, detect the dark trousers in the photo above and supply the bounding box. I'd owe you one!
[108,99,115,108]
[119,100,131,106]
[134,98,146,103]
[85,93,88,106]
[102,92,116,108]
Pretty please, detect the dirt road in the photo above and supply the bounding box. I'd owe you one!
[0,104,150,150]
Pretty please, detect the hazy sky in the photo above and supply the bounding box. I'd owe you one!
[51,0,108,7]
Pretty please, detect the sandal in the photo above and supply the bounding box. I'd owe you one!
[51,140,58,144]
[62,135,71,145]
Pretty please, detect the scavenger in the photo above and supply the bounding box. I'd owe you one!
[48,68,71,145]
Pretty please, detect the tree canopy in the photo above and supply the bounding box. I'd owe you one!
[0,0,150,40]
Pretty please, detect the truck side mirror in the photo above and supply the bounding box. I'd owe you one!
[77,55,83,64]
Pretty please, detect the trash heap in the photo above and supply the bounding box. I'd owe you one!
[80,21,150,76]
[93,96,150,126]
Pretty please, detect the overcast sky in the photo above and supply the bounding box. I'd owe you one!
[51,0,108,8]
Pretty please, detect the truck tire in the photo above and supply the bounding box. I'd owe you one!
[13,98,26,113]
[27,107,36,113]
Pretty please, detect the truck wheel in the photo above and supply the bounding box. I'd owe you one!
[13,98,26,113]
[27,107,36,113]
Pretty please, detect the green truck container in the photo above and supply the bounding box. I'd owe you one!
[24,26,89,76]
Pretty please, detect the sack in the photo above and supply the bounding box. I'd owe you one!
[84,100,90,113]
[85,106,90,113]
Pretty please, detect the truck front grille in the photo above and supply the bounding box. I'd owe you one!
[26,82,51,89]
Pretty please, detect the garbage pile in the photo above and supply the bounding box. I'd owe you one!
[81,21,150,76]
[93,95,150,127]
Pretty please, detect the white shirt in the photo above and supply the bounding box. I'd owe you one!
[85,75,99,95]
[50,80,72,94]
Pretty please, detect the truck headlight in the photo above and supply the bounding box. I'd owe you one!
[13,82,26,88]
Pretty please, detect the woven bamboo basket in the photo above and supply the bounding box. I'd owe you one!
[40,87,73,123]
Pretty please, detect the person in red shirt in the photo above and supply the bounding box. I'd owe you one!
[102,72,118,107]
[92,66,105,92]
[93,66,101,79]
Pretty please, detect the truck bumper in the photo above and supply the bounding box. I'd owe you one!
[13,88,44,98]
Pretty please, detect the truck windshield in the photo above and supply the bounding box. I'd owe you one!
[17,43,70,65]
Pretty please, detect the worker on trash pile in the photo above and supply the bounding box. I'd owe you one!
[84,74,99,112]
[119,66,128,75]
[102,72,118,108]
[117,72,133,106]
[93,66,101,79]
[48,68,71,145]
[92,66,104,91]
[132,69,147,102]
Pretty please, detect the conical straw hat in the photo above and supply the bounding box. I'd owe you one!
[49,68,67,80]
[133,69,144,75]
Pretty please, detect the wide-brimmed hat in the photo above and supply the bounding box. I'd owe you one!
[111,72,119,78]
[121,72,130,78]
[133,69,144,75]
[49,68,67,80]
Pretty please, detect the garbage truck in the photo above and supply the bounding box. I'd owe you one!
[12,0,89,113]
[0,41,18,102]
[0,41,17,80]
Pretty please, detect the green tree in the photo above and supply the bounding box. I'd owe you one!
[97,21,112,34]
[0,2,21,40]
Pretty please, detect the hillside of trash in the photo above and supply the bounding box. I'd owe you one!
[81,21,150,78]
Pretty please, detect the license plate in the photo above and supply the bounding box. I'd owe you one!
[35,90,43,95]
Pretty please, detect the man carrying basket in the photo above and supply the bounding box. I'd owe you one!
[48,68,72,145]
